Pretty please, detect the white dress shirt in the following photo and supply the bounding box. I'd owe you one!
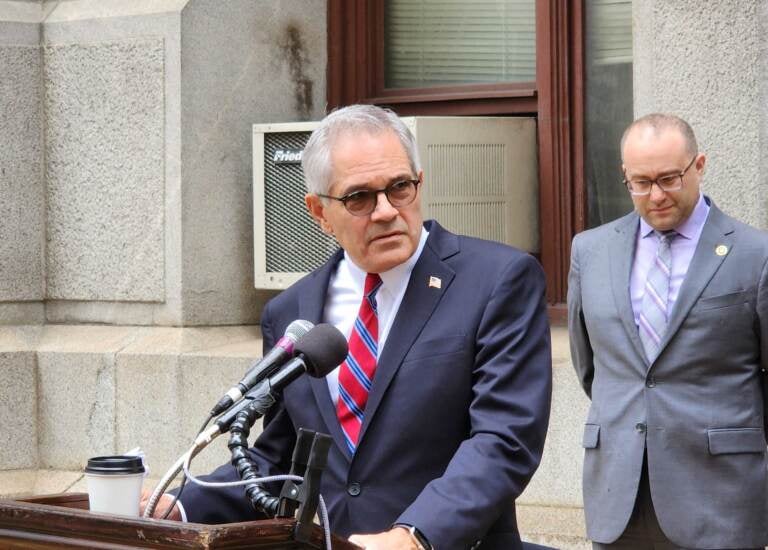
[324,228,429,404]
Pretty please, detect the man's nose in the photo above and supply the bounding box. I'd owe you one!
[370,191,398,221]
[649,182,667,202]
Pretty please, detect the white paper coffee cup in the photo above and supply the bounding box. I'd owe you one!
[85,455,146,517]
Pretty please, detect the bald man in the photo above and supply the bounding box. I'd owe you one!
[569,113,768,549]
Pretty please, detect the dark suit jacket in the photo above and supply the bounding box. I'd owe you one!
[179,220,552,549]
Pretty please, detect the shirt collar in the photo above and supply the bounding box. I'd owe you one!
[639,193,709,240]
[344,227,429,292]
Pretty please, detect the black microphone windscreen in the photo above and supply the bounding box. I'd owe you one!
[293,323,348,377]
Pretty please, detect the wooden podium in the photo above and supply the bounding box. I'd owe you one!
[0,493,358,549]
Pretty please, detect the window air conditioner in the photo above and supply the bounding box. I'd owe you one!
[253,117,538,290]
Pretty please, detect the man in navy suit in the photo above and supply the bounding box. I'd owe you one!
[149,104,552,549]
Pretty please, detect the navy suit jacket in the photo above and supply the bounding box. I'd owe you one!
[179,221,552,549]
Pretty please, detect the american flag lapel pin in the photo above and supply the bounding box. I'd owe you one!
[428,276,442,289]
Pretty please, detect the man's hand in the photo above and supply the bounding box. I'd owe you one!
[139,490,181,521]
[348,527,420,549]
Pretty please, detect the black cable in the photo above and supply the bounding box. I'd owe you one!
[159,413,214,520]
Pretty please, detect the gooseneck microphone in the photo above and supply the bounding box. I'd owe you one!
[210,320,314,416]
[145,324,347,521]
[223,324,346,521]
[213,323,348,432]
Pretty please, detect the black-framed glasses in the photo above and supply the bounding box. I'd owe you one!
[318,178,421,216]
[623,156,697,196]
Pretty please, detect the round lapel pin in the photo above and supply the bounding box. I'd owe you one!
[715,244,728,256]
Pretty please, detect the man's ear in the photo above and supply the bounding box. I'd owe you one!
[695,152,706,175]
[305,194,334,236]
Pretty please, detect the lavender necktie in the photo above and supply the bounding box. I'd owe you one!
[638,231,676,361]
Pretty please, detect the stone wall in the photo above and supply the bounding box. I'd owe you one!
[0,12,45,323]
[0,322,262,491]
[633,0,767,228]
[0,0,330,466]
[0,0,327,327]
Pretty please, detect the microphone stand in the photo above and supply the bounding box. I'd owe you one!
[278,429,332,543]
[146,326,344,525]
[227,391,281,515]
[229,412,331,544]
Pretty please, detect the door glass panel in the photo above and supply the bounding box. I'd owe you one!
[585,0,634,227]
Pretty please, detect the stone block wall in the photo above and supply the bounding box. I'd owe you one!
[0,0,328,327]
[43,38,166,303]
[0,324,262,480]
[517,327,591,548]
[0,16,44,323]
[633,0,767,229]
[0,348,38,469]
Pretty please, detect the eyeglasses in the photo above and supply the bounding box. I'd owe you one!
[624,156,697,196]
[318,178,420,216]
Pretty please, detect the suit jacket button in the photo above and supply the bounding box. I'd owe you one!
[635,422,646,433]
[347,482,361,497]
[646,377,656,388]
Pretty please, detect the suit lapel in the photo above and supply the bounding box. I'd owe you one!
[356,223,458,448]
[610,213,648,365]
[299,250,353,462]
[654,204,734,360]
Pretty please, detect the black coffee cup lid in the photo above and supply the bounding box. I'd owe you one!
[85,455,145,474]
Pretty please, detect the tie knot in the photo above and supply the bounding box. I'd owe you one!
[656,230,677,245]
[364,273,382,297]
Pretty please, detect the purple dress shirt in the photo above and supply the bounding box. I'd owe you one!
[630,194,710,327]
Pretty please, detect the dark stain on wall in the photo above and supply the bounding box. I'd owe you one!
[279,23,313,119]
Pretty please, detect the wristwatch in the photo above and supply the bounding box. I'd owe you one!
[395,523,432,550]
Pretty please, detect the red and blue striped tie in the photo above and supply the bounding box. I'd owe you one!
[336,273,382,455]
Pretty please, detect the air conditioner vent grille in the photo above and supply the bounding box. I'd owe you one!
[263,132,338,273]
[429,201,507,243]
[427,144,505,196]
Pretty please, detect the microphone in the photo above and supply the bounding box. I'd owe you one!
[213,323,348,432]
[210,320,314,416]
